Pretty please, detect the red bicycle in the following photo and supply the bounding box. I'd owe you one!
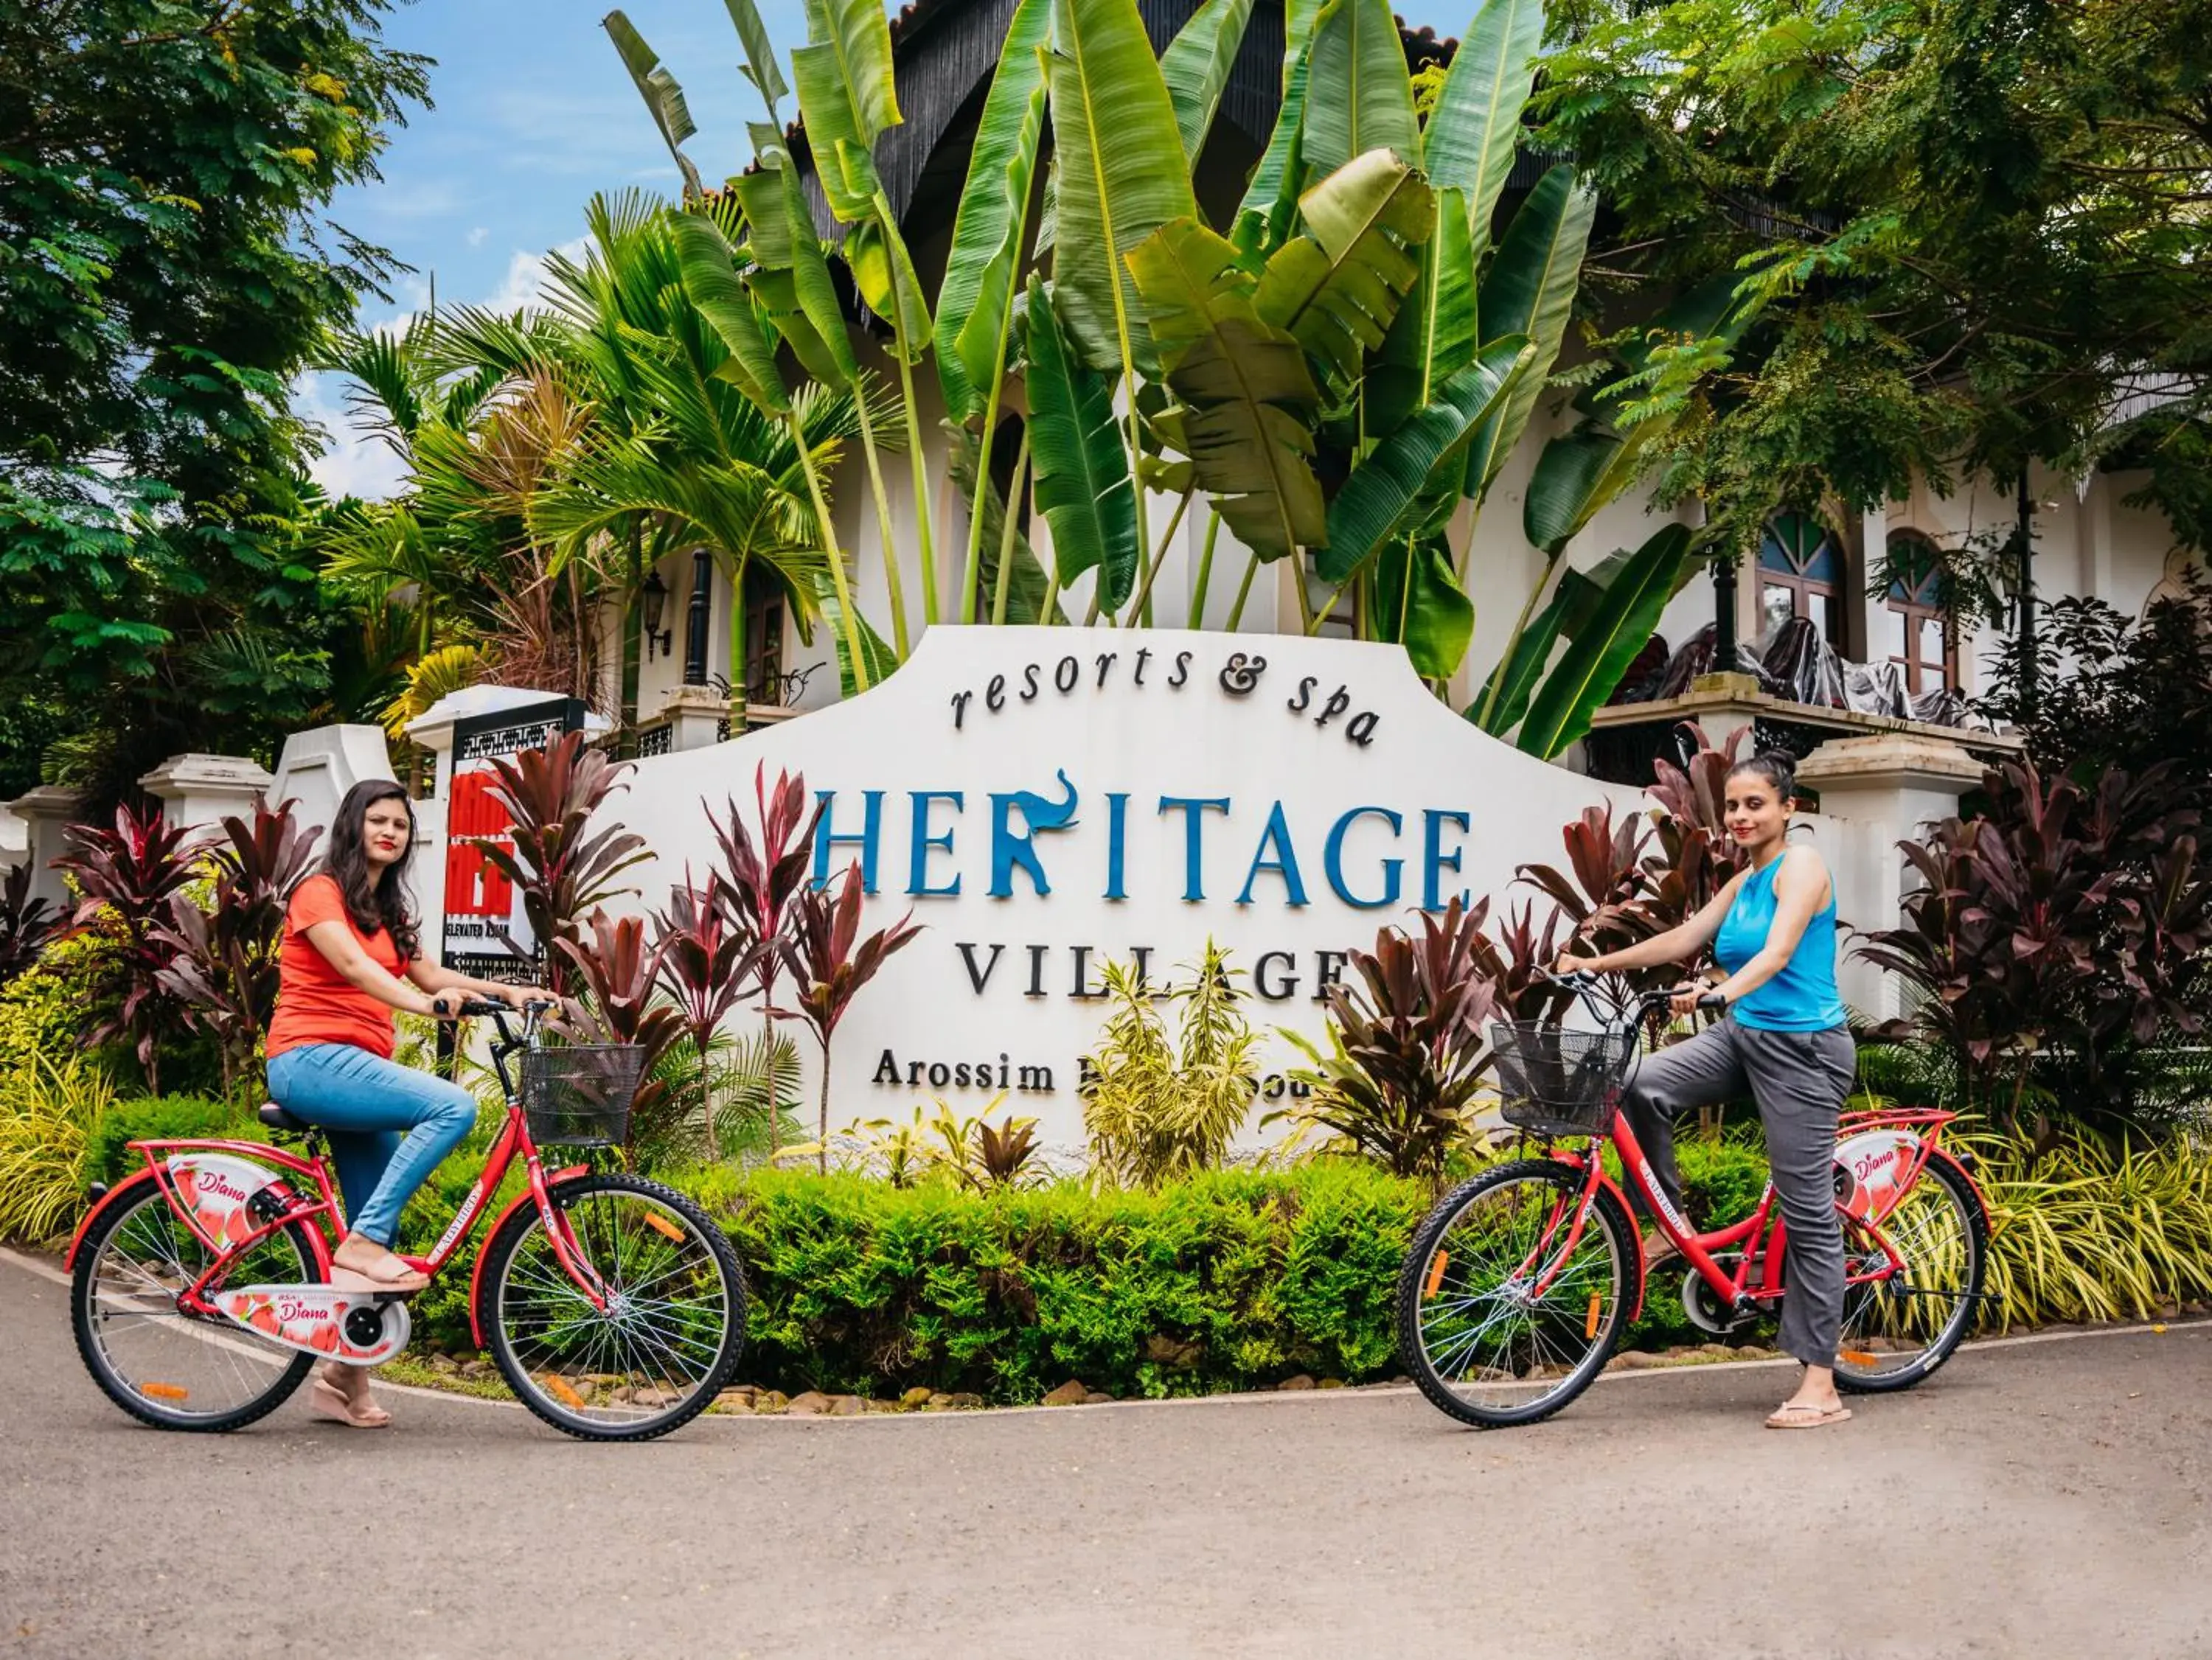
[67,1001,747,1441]
[1397,973,1989,1429]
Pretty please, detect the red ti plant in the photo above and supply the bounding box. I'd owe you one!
[480,731,650,997]
[53,802,208,1093]
[1644,723,1752,932]
[776,862,921,1173]
[0,864,62,987]
[555,909,688,1164]
[152,797,322,1103]
[653,871,768,1160]
[709,762,825,1024]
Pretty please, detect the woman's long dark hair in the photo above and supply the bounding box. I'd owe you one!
[322,779,422,960]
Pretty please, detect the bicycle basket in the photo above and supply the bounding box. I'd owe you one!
[521,1044,645,1148]
[1489,1022,1635,1137]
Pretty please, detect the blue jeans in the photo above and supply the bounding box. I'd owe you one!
[267,1044,479,1247]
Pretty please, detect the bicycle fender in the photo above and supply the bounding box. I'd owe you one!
[466,1165,589,1348]
[64,1169,159,1272]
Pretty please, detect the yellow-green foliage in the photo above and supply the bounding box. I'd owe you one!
[1978,1129,2212,1328]
[1082,943,1259,1188]
[0,1053,115,1244]
[0,927,122,1070]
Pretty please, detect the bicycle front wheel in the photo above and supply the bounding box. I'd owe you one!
[479,1172,745,1441]
[72,1179,320,1431]
[1834,1154,1987,1393]
[1396,1159,1634,1429]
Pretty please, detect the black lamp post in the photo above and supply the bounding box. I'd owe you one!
[682,547,712,686]
[639,571,673,661]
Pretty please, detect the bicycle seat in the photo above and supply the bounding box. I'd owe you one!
[257,1101,313,1135]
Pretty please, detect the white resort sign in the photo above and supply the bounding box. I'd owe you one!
[619,627,1641,1148]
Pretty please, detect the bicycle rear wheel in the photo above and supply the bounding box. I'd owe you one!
[1834,1154,1987,1392]
[479,1172,745,1441]
[72,1180,319,1431]
[1396,1159,1633,1429]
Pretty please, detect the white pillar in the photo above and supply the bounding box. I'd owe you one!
[7,786,84,910]
[136,753,277,837]
[1795,733,1986,1024]
[270,725,398,843]
[659,684,736,752]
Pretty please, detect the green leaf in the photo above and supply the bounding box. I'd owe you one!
[672,213,790,416]
[1047,0,1199,373]
[1368,184,1478,436]
[1301,0,1421,181]
[813,567,899,697]
[1023,277,1141,607]
[602,12,703,198]
[1462,164,1597,498]
[1231,44,1311,264]
[1315,335,1531,582]
[1469,586,1565,736]
[790,43,877,221]
[944,423,1067,623]
[723,0,789,116]
[844,194,933,361]
[735,164,860,387]
[1129,217,1326,562]
[1373,534,1475,680]
[804,0,900,138]
[1517,523,1695,759]
[1419,0,1543,250]
[1162,0,1256,168]
[933,0,1051,422]
[1254,147,1436,399]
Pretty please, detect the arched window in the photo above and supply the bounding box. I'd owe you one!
[1884,531,1957,695]
[1758,512,1845,645]
[740,564,786,705]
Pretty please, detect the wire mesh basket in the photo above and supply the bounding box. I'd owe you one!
[1489,1022,1636,1137]
[521,1044,645,1148]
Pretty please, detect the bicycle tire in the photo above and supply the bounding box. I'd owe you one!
[476,1171,747,1443]
[71,1179,321,1433]
[1833,1154,1988,1395]
[1396,1159,1635,1430]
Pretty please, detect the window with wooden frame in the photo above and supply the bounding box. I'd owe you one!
[1882,531,1958,695]
[1757,511,1846,646]
[740,567,786,707]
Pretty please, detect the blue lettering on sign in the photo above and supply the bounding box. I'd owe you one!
[1158,796,1230,902]
[1103,792,1130,901]
[1237,801,1309,907]
[908,791,963,897]
[1422,809,1472,912]
[988,771,1080,898]
[1324,806,1403,909]
[813,789,884,893]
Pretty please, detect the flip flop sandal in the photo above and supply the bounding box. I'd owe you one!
[310,1376,392,1429]
[329,1258,428,1295]
[1765,1401,1853,1430]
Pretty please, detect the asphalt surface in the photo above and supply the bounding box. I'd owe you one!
[3,1249,2208,1660]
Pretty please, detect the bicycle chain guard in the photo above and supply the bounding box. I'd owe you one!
[215,1286,411,1367]
[164,1153,284,1252]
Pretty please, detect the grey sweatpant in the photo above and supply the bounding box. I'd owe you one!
[1622,1017,1856,1367]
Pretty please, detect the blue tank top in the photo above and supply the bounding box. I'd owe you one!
[1713,851,1847,1032]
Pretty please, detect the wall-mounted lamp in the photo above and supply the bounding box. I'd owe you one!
[640,571,674,660]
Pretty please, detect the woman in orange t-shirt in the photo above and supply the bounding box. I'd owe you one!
[265,779,538,1428]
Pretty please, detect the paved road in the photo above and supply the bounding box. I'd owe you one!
[3,1252,2208,1660]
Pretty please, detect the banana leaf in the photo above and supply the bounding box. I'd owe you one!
[1255,147,1436,400]
[1128,217,1327,562]
[933,0,1051,422]
[1315,335,1531,583]
[1023,276,1141,607]
[734,164,860,388]
[723,0,788,118]
[1461,164,1596,498]
[844,193,933,360]
[1162,0,1256,170]
[813,567,900,697]
[1419,0,1543,249]
[1231,44,1311,265]
[672,213,790,416]
[944,423,1067,624]
[804,0,900,136]
[1046,0,1197,374]
[1300,0,1421,182]
[602,12,703,199]
[1372,534,1475,680]
[1368,185,1478,437]
[1516,522,1695,758]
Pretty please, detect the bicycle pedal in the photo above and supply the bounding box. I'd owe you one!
[216,1285,411,1366]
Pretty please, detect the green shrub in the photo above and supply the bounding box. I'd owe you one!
[0,928,124,1071]
[88,1094,249,1185]
[0,1053,114,1244]
[677,1159,1426,1401]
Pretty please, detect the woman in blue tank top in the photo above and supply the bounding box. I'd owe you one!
[1559,750,1856,1430]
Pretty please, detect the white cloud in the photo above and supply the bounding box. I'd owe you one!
[481,237,591,313]
[296,372,411,503]
[466,225,489,247]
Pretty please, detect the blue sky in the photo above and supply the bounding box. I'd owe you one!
[303,0,1458,493]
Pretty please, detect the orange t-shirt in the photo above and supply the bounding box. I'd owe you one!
[265,874,411,1060]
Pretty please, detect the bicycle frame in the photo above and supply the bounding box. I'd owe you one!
[64,1005,612,1342]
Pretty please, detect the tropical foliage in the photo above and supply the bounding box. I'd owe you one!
[1080,942,1262,1188]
